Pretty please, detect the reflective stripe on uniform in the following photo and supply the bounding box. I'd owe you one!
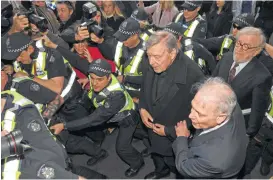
[217,36,233,60]
[184,19,200,38]
[61,69,76,98]
[175,12,184,23]
[114,41,123,67]
[184,39,194,59]
[130,49,144,74]
[242,108,251,115]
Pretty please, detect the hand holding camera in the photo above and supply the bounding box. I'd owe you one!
[76,26,89,41]
[9,14,29,34]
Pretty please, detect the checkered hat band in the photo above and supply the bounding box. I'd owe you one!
[118,28,139,36]
[7,41,32,53]
[91,66,111,74]
[164,28,180,36]
[236,18,251,27]
[185,1,198,7]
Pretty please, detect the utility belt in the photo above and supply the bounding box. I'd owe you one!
[117,110,139,127]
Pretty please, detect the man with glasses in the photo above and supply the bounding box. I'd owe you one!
[196,13,254,61]
[212,27,272,177]
[173,1,207,40]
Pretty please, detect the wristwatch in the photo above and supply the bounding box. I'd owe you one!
[29,74,35,79]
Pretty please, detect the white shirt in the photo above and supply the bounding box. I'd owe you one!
[199,119,229,136]
[230,61,250,76]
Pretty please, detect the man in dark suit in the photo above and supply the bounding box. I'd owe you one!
[212,27,272,176]
[139,31,204,179]
[173,77,248,178]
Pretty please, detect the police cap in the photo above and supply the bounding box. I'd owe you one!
[164,22,186,37]
[88,59,112,77]
[181,0,203,11]
[2,32,32,60]
[114,18,140,42]
[131,7,149,22]
[232,13,255,28]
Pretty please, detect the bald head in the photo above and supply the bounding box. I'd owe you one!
[190,77,237,129]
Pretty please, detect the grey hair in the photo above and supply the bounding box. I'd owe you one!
[145,31,179,53]
[236,27,266,49]
[193,77,237,118]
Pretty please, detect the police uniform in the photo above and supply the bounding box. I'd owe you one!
[173,1,207,40]
[131,7,155,42]
[3,32,81,109]
[98,18,148,98]
[1,86,107,179]
[63,60,144,177]
[164,22,216,75]
[196,13,255,60]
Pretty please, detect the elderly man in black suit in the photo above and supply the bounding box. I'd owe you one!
[139,31,204,179]
[173,77,248,178]
[212,27,272,176]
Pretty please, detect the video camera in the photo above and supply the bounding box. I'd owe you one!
[18,8,48,33]
[80,20,104,39]
[1,130,30,159]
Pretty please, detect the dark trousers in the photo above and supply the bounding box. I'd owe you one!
[152,153,176,173]
[58,131,102,157]
[134,121,151,149]
[239,137,273,177]
[116,117,143,169]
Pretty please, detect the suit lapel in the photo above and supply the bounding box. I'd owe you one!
[221,56,234,81]
[231,58,257,87]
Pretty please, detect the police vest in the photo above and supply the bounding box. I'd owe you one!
[1,91,34,180]
[1,90,66,179]
[216,35,234,60]
[114,41,145,76]
[183,39,207,74]
[140,28,155,42]
[13,51,76,98]
[88,75,135,123]
[175,12,203,38]
[9,76,46,112]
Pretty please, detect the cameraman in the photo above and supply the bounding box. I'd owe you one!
[59,1,114,48]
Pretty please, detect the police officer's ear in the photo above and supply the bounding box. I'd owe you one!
[196,7,201,12]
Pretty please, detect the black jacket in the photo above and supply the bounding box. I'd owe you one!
[139,51,204,155]
[206,11,233,38]
[212,52,272,137]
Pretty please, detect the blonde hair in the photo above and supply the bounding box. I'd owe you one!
[102,0,124,19]
[159,0,175,11]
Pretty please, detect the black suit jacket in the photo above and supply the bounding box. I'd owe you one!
[213,52,272,137]
[173,105,248,178]
[139,51,204,155]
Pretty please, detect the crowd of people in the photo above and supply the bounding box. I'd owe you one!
[1,0,273,179]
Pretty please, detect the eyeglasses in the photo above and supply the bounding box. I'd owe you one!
[232,23,243,30]
[235,40,261,51]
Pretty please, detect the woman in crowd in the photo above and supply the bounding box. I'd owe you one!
[102,0,125,32]
[138,0,178,28]
[206,0,233,38]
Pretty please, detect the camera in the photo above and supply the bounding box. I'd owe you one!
[18,9,48,33]
[80,20,104,39]
[82,2,97,20]
[1,130,30,159]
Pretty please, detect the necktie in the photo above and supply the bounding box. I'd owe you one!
[228,63,239,83]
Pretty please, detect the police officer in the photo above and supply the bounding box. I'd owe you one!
[164,22,216,75]
[173,0,207,40]
[2,32,80,108]
[131,7,155,42]
[196,13,255,61]
[91,18,148,100]
[50,59,145,178]
[1,65,106,179]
